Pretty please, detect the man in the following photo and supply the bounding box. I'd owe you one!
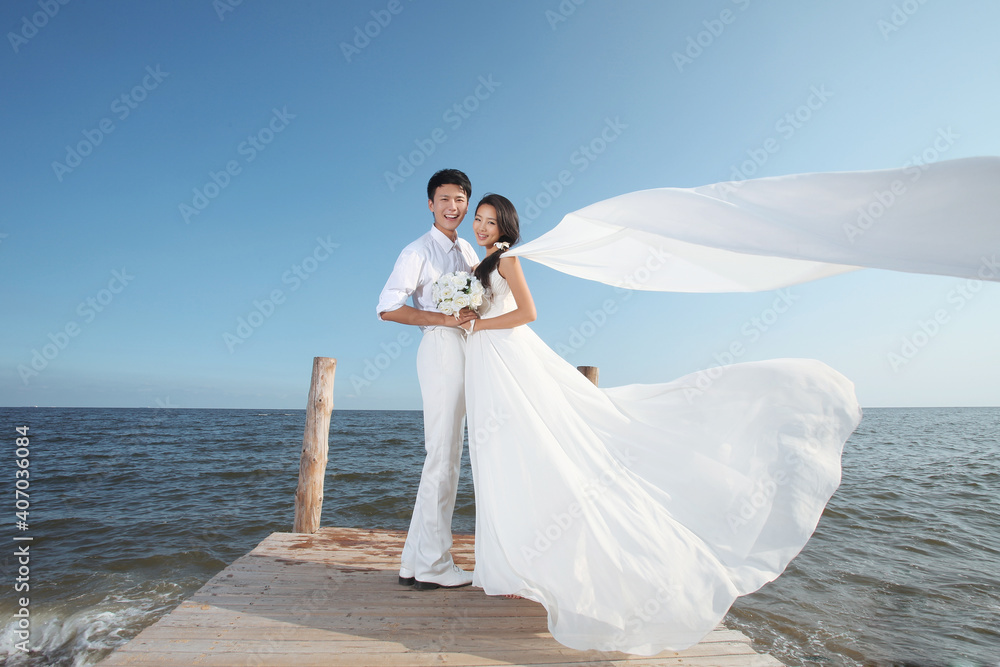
[376,168,479,590]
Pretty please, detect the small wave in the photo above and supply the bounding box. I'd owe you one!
[331,470,402,482]
[202,468,283,480]
[100,549,228,574]
[0,583,185,667]
[380,436,418,446]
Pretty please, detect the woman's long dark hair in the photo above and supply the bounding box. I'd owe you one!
[473,193,520,292]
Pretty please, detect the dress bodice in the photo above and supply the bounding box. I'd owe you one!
[478,269,516,319]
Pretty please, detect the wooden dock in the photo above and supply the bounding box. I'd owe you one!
[99,526,783,666]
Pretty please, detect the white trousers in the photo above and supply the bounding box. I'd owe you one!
[399,327,467,579]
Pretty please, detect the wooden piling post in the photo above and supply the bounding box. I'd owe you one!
[577,365,599,386]
[293,356,337,534]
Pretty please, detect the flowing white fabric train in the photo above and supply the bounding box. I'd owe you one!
[509,156,1000,292]
[465,270,861,655]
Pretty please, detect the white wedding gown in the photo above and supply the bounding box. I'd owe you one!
[465,269,862,655]
[463,156,995,654]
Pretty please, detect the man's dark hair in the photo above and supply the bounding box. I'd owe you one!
[427,169,472,201]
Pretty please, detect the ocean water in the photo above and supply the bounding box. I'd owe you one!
[0,406,997,667]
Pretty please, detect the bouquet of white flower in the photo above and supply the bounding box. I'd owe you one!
[432,271,485,316]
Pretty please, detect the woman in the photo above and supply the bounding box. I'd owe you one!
[460,194,861,656]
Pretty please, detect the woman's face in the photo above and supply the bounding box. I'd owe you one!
[473,204,500,248]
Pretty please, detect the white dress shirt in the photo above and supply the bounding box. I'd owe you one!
[377,225,479,329]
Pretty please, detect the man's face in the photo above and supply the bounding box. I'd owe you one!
[428,183,469,238]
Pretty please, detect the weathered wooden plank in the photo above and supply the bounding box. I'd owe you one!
[152,610,557,633]
[178,604,551,618]
[101,650,779,667]
[103,639,772,665]
[127,624,761,654]
[145,604,746,642]
[98,527,783,666]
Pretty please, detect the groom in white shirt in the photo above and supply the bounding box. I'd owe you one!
[376,168,479,590]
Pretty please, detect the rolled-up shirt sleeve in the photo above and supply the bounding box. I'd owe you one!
[376,249,423,320]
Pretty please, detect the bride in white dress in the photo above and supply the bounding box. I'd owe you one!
[459,193,862,656]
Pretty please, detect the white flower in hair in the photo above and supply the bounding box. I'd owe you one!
[494,241,510,250]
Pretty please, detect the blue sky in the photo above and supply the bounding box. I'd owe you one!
[2,0,998,409]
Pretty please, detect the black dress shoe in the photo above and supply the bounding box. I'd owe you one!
[412,579,472,591]
[398,576,415,586]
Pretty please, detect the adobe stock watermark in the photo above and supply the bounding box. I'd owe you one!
[348,330,415,395]
[7,0,71,53]
[672,0,751,73]
[179,107,295,224]
[544,0,587,31]
[51,65,170,182]
[842,127,958,244]
[520,449,638,562]
[878,0,931,40]
[419,591,482,653]
[18,268,135,384]
[886,254,998,372]
[684,289,799,403]
[383,75,501,192]
[725,424,834,533]
[340,0,414,62]
[554,245,669,357]
[57,454,120,512]
[608,583,684,652]
[11,424,32,655]
[244,584,345,666]
[223,236,338,352]
[470,407,512,450]
[213,0,244,21]
[521,116,627,226]
[719,85,833,192]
